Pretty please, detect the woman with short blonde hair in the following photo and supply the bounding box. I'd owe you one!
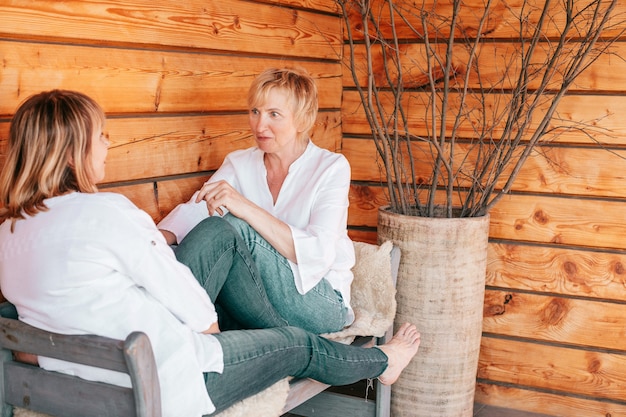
[160,67,358,334]
[247,66,319,143]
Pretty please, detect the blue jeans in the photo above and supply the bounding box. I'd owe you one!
[223,214,348,334]
[175,216,288,330]
[205,326,388,414]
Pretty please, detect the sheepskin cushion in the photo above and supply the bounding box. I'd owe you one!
[13,410,48,417]
[14,241,397,417]
[323,240,397,343]
[213,377,290,417]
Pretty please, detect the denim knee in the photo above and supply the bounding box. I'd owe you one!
[183,216,233,242]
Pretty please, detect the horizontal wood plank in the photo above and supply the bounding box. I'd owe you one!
[0,111,341,183]
[0,317,135,372]
[0,40,342,116]
[344,137,626,198]
[258,0,340,14]
[487,243,626,302]
[2,1,626,414]
[341,90,626,145]
[288,391,375,417]
[342,0,626,41]
[482,289,626,351]
[475,382,626,417]
[0,0,342,59]
[342,42,626,93]
[347,229,377,244]
[488,194,626,250]
[349,185,626,250]
[478,336,626,402]
[102,111,340,183]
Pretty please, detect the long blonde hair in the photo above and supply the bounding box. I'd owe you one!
[247,67,319,143]
[0,90,105,227]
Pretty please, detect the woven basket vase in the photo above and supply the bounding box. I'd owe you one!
[378,207,490,417]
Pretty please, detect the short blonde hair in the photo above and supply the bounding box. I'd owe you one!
[0,90,105,227]
[247,67,318,142]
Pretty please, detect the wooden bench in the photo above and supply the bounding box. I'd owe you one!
[0,302,161,417]
[0,246,399,417]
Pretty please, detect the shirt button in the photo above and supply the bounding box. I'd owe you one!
[151,240,157,246]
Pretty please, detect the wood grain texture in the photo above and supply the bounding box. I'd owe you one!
[482,289,626,350]
[344,137,626,198]
[475,382,626,417]
[343,42,626,93]
[0,314,160,417]
[153,176,210,222]
[102,111,340,183]
[488,194,626,250]
[349,184,626,250]
[101,182,160,221]
[478,336,626,401]
[259,0,340,14]
[342,90,626,145]
[0,0,342,59]
[0,111,341,184]
[347,229,377,244]
[0,40,342,116]
[487,243,626,301]
[342,0,626,40]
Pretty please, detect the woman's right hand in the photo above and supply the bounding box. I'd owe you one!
[160,229,177,245]
[202,321,221,334]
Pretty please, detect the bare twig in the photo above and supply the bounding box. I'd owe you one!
[340,0,623,217]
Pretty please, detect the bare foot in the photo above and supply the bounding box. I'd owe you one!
[376,322,420,385]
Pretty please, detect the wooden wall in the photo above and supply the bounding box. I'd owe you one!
[341,0,626,415]
[2,0,626,416]
[0,0,343,223]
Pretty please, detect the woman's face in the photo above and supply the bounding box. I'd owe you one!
[89,124,109,184]
[248,88,301,155]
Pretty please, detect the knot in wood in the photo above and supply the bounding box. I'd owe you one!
[485,304,505,316]
[533,209,549,225]
[541,298,569,326]
[563,261,578,277]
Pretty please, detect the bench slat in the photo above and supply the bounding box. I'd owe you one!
[0,318,127,372]
[4,361,135,417]
[0,304,161,417]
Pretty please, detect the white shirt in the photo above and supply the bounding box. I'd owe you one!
[159,141,356,323]
[0,192,223,417]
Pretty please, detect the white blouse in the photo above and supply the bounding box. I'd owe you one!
[0,192,223,417]
[158,141,356,323]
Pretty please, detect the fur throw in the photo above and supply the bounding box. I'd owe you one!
[323,240,397,343]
